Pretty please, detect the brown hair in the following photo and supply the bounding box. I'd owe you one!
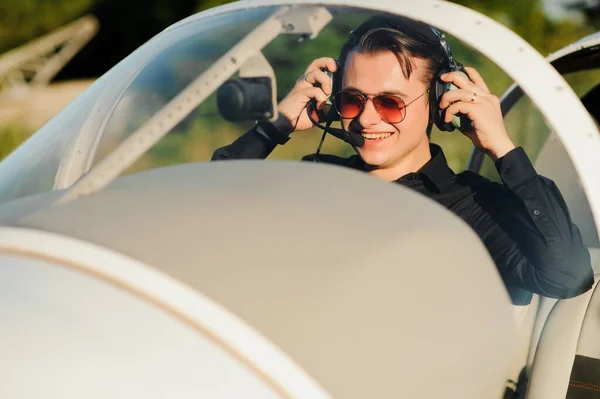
[335,15,447,90]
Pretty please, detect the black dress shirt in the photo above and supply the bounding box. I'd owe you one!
[212,125,594,303]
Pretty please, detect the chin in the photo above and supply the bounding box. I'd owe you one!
[357,149,391,167]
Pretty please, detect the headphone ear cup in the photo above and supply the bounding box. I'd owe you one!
[430,69,455,132]
[430,69,473,132]
[329,67,341,122]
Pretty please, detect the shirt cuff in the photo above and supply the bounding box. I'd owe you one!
[495,146,538,189]
[256,113,294,145]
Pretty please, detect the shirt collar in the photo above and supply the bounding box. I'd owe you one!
[348,143,456,193]
[414,143,456,193]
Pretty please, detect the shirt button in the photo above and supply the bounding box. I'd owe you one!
[533,209,541,216]
[503,167,512,175]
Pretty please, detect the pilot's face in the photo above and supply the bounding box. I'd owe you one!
[340,50,430,171]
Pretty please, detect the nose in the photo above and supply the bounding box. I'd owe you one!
[357,98,381,127]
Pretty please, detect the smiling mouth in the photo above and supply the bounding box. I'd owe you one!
[361,132,394,141]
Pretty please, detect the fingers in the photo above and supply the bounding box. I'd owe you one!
[279,57,337,130]
[304,87,328,105]
[441,67,491,96]
[464,66,490,94]
[443,101,475,123]
[440,70,477,92]
[299,57,337,93]
[440,89,480,109]
[304,57,338,75]
[303,68,333,94]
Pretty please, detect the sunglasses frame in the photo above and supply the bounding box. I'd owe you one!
[333,89,429,124]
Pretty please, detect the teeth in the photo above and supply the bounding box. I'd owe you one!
[362,132,392,139]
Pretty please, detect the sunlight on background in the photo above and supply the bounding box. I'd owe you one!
[0,0,598,177]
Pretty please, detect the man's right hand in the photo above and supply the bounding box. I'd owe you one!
[278,57,338,132]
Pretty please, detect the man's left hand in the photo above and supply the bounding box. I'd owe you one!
[439,66,516,161]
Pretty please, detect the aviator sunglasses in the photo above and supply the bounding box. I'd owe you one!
[333,89,429,124]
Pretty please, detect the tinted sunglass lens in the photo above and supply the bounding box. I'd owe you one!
[335,92,364,119]
[374,96,406,123]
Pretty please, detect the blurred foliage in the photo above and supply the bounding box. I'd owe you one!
[1,0,594,79]
[0,0,95,52]
[568,0,600,29]
[447,1,599,180]
[0,0,219,79]
[0,0,599,183]
[0,124,31,160]
[121,0,599,176]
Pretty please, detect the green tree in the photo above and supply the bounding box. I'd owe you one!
[0,0,596,168]
[0,0,95,53]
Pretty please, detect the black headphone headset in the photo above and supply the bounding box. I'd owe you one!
[311,15,472,139]
[426,26,473,132]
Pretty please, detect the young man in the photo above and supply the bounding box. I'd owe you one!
[212,15,594,303]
